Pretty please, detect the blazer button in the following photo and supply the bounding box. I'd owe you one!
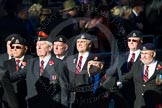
[141,93,144,96]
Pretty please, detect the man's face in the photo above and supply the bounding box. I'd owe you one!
[76,39,91,53]
[7,41,13,56]
[11,44,27,58]
[53,41,68,56]
[127,37,141,51]
[140,50,155,65]
[36,41,52,57]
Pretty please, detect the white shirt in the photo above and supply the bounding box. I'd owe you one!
[56,55,65,60]
[39,54,51,69]
[15,56,24,66]
[77,52,89,71]
[128,49,140,62]
[144,60,157,79]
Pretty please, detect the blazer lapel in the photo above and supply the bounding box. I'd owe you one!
[33,58,40,78]
[8,59,17,72]
[44,57,55,76]
[69,54,78,82]
[148,62,162,81]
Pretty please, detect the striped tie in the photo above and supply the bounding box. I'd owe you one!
[40,60,44,76]
[143,66,149,82]
[130,53,135,63]
[128,53,135,70]
[75,56,83,74]
[16,59,20,71]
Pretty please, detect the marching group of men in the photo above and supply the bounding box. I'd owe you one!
[0,29,162,108]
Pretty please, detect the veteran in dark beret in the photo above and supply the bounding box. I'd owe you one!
[52,35,69,60]
[2,35,33,108]
[0,34,21,67]
[120,43,162,108]
[103,30,144,108]
[65,33,110,108]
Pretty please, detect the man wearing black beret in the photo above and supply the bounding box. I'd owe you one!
[2,35,32,108]
[0,34,20,67]
[104,30,143,108]
[65,33,110,108]
[52,35,68,60]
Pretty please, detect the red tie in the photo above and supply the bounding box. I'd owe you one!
[40,60,44,76]
[143,66,149,82]
[130,53,135,63]
[16,59,20,71]
[128,53,135,70]
[75,56,83,74]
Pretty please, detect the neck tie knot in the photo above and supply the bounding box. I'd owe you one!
[80,56,83,60]
[130,53,135,62]
[146,66,149,70]
[40,60,44,76]
[75,56,83,74]
[16,59,20,71]
[41,60,44,65]
[16,59,20,63]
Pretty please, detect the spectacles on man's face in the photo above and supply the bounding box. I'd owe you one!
[11,46,23,49]
[127,39,140,43]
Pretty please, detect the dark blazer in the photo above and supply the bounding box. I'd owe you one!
[122,60,162,108]
[2,55,32,108]
[104,51,141,108]
[65,53,110,108]
[0,53,9,67]
[65,53,94,88]
[117,52,141,79]
[8,56,69,108]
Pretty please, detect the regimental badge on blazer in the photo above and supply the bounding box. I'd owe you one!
[50,75,57,84]
[156,74,162,85]
[49,60,54,66]
[73,58,76,64]
[155,64,162,85]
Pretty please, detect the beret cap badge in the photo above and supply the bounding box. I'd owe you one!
[15,39,20,44]
[133,33,136,37]
[11,37,15,41]
[143,46,147,50]
[59,38,63,42]
[81,35,85,39]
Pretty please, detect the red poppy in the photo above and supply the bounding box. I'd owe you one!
[22,62,27,66]
[157,64,162,70]
[49,60,54,65]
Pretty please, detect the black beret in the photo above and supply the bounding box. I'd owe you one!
[127,30,143,38]
[53,35,67,43]
[10,35,27,46]
[75,33,96,41]
[140,43,155,51]
[5,34,21,42]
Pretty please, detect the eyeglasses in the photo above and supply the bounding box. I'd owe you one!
[11,46,23,49]
[127,39,139,43]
